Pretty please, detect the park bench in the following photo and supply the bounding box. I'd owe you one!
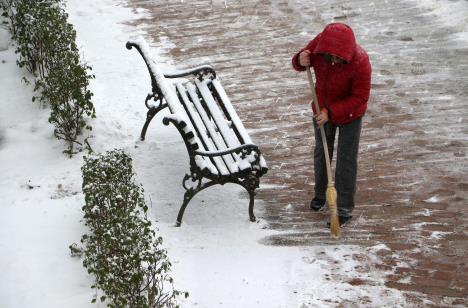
[126,37,268,226]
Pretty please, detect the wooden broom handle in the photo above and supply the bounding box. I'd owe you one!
[306,67,333,186]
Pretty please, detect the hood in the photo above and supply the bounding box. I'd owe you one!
[314,23,357,63]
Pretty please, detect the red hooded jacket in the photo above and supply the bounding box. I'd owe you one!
[292,23,372,125]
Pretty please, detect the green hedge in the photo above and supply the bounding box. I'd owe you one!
[73,149,187,307]
[1,0,95,156]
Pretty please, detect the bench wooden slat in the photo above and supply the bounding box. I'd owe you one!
[176,83,230,176]
[195,80,252,172]
[185,82,240,175]
[211,79,268,171]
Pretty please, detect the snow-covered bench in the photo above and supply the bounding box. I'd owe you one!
[126,37,268,226]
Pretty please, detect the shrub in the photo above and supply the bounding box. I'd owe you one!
[36,49,95,155]
[8,0,66,76]
[77,149,187,307]
[1,0,95,156]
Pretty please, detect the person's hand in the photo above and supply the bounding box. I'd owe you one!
[314,108,329,127]
[299,50,311,67]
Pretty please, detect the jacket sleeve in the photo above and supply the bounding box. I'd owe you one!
[292,34,321,72]
[327,55,372,123]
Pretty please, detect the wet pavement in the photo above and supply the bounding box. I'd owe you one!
[125,0,467,306]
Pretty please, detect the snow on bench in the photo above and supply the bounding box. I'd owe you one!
[126,36,268,226]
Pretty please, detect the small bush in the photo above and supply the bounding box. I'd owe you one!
[1,0,95,156]
[9,0,67,77]
[77,149,187,307]
[36,49,95,155]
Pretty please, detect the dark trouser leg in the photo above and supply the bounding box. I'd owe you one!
[313,121,336,200]
[335,117,362,217]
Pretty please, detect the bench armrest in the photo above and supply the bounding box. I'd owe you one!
[194,144,260,158]
[162,65,217,79]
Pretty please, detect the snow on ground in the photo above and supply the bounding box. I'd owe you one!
[404,0,468,47]
[0,15,10,51]
[0,26,96,308]
[0,0,408,307]
[410,0,468,37]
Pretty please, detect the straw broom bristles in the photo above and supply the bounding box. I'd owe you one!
[326,185,339,237]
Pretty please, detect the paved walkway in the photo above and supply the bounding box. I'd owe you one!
[126,0,467,306]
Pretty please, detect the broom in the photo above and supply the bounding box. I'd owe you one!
[306,67,340,237]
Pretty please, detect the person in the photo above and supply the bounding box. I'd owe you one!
[291,22,372,227]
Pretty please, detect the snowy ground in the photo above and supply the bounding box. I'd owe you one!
[1,0,465,307]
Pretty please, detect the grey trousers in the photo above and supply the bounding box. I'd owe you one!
[313,117,362,217]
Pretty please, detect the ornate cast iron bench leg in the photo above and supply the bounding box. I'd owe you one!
[245,176,259,222]
[230,175,259,223]
[175,174,217,227]
[141,107,158,141]
[140,93,167,141]
[248,189,256,222]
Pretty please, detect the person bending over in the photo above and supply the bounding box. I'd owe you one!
[292,22,372,227]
